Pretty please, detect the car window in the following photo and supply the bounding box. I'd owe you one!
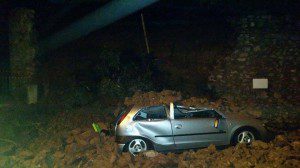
[174,108,188,119]
[174,107,221,119]
[134,106,167,121]
[191,110,220,118]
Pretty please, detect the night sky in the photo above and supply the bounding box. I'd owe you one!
[1,0,298,43]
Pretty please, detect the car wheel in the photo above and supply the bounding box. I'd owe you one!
[127,138,148,156]
[234,130,256,144]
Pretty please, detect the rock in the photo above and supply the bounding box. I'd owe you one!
[124,90,182,106]
[273,135,289,147]
[97,122,108,130]
[66,136,74,144]
[18,150,34,160]
[80,130,92,139]
[53,151,65,159]
[75,137,88,148]
[247,110,262,118]
[71,128,81,135]
[291,141,300,152]
[65,143,77,154]
[181,97,209,107]
[251,140,269,149]
[110,153,117,163]
[207,144,217,154]
[89,137,99,145]
[143,150,159,158]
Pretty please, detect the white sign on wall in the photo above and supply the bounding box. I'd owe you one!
[253,79,268,89]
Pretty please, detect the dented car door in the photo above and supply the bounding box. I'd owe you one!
[132,106,175,151]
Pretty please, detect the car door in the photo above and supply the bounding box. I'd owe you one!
[171,107,228,149]
[133,105,175,151]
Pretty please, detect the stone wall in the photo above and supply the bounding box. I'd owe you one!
[209,15,299,103]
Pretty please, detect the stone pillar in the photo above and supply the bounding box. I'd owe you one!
[9,8,37,103]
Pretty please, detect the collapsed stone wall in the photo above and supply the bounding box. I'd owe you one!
[209,15,299,104]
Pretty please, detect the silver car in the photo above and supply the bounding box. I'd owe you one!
[114,103,268,155]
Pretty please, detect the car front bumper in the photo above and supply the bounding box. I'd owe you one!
[117,143,126,152]
[116,136,130,152]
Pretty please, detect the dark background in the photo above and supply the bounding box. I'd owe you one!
[0,0,299,100]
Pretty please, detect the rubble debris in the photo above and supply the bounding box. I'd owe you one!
[4,116,299,168]
[2,91,299,167]
[181,97,209,107]
[124,90,182,106]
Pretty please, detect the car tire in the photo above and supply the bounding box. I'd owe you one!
[126,138,151,156]
[232,129,257,145]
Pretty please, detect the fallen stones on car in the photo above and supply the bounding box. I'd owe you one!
[124,90,182,106]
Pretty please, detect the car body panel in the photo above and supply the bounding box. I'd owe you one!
[115,103,268,152]
[171,118,228,149]
[135,119,175,150]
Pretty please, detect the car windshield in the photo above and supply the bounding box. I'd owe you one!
[134,105,167,120]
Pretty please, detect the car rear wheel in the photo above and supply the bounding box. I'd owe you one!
[128,138,148,156]
[231,129,258,145]
[233,130,256,145]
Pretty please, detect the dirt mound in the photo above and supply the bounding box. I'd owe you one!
[124,90,182,106]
